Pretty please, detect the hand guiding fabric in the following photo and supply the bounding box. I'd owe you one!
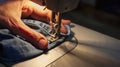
[0,0,71,49]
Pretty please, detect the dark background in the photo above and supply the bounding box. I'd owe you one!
[96,0,120,15]
[63,0,120,39]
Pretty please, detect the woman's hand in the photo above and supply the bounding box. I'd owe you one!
[0,0,71,49]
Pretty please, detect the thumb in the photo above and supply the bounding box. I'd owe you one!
[7,17,48,49]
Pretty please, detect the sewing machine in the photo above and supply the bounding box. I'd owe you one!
[41,0,80,42]
[0,0,79,66]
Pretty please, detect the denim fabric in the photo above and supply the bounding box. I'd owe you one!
[0,0,7,2]
[0,19,71,66]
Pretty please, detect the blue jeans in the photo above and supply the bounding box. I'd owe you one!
[0,19,71,66]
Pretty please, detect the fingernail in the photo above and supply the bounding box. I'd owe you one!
[37,38,48,49]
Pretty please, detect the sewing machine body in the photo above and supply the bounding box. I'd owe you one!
[45,0,80,13]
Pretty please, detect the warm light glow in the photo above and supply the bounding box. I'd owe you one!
[29,1,46,10]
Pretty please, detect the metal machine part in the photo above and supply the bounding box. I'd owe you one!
[42,0,80,42]
[48,12,62,42]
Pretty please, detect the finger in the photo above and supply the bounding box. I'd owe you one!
[60,24,67,34]
[62,19,71,25]
[7,17,48,49]
[22,1,51,23]
[18,20,48,49]
[60,19,71,34]
[22,1,71,34]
